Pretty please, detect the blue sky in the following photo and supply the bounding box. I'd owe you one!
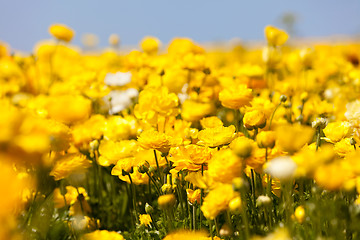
[1,0,359,51]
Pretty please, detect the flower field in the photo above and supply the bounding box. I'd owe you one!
[2,24,360,239]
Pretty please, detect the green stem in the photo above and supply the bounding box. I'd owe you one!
[209,219,214,240]
[153,150,163,183]
[269,103,281,130]
[128,174,139,224]
[193,205,196,230]
[145,172,161,195]
[316,127,321,151]
[214,217,220,236]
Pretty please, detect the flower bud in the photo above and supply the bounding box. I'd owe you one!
[220,224,233,238]
[257,131,276,148]
[280,95,287,102]
[312,118,328,129]
[230,137,253,159]
[256,195,272,208]
[145,203,154,214]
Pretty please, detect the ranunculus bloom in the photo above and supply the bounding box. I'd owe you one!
[49,24,75,42]
[219,84,253,109]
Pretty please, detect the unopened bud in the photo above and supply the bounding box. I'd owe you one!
[280,95,287,102]
[256,195,272,207]
[145,203,154,214]
[220,224,233,237]
[312,118,328,129]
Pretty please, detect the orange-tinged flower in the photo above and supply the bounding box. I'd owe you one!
[219,84,253,109]
[49,24,75,42]
[186,189,201,204]
[197,125,236,147]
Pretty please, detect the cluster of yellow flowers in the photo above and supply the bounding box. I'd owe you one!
[1,23,360,239]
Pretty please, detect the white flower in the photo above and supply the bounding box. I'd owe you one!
[345,100,360,121]
[104,72,132,86]
[104,88,138,114]
[264,156,297,181]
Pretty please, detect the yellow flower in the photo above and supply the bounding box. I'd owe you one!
[201,184,238,220]
[275,124,314,154]
[103,116,132,141]
[72,114,106,147]
[111,157,135,174]
[243,109,266,130]
[219,84,253,109]
[117,167,149,185]
[257,131,276,148]
[264,25,289,46]
[200,116,223,129]
[98,140,139,166]
[162,67,188,93]
[292,145,335,177]
[138,129,179,153]
[294,206,305,223]
[197,125,236,147]
[170,145,213,171]
[53,186,88,208]
[50,153,91,181]
[134,86,179,125]
[82,230,124,240]
[158,194,176,209]
[49,24,75,42]
[163,230,208,240]
[181,100,215,122]
[323,121,353,143]
[229,196,242,213]
[208,149,242,184]
[186,189,201,204]
[230,136,254,159]
[139,214,152,227]
[46,95,92,124]
[314,162,346,190]
[140,36,160,55]
[334,138,355,157]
